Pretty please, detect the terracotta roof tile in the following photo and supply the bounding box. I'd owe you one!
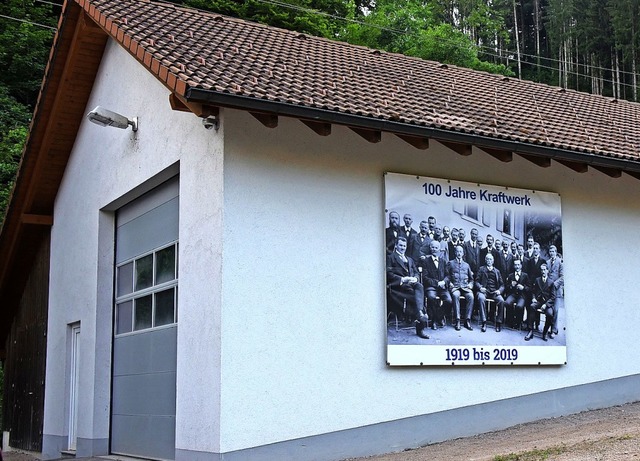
[80,0,640,161]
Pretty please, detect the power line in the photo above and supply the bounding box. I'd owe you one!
[477,44,640,80]
[250,0,640,88]
[480,49,638,94]
[0,13,57,30]
[5,0,630,96]
[35,0,63,6]
[264,0,638,94]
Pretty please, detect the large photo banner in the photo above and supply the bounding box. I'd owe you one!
[384,172,566,366]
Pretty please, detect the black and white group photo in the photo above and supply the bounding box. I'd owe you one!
[384,173,566,366]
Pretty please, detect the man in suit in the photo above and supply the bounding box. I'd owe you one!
[411,220,431,262]
[546,245,564,336]
[458,228,466,245]
[446,245,475,331]
[442,226,451,243]
[475,253,505,332]
[523,242,547,329]
[525,263,556,341]
[427,216,437,240]
[510,241,518,258]
[385,211,401,255]
[524,242,546,281]
[479,234,500,267]
[447,228,461,261]
[400,213,417,255]
[420,239,452,330]
[524,235,535,259]
[496,240,514,281]
[463,227,481,276]
[387,237,429,339]
[504,258,531,329]
[433,223,449,260]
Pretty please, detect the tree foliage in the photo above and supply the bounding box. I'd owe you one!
[341,0,511,73]
[181,0,356,38]
[4,0,640,224]
[0,0,56,220]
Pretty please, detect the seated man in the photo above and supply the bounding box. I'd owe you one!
[446,245,474,331]
[475,253,505,332]
[387,237,429,339]
[420,239,452,330]
[504,258,531,329]
[525,263,556,342]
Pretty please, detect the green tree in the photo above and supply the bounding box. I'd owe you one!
[341,0,511,74]
[0,0,56,219]
[0,126,27,216]
[608,0,640,100]
[181,0,356,38]
[0,2,57,107]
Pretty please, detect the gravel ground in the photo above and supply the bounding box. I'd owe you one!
[346,401,640,460]
[3,402,640,461]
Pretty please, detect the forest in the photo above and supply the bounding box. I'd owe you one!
[1,0,640,220]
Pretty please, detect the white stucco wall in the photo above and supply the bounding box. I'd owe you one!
[218,108,640,451]
[42,33,640,459]
[44,39,224,454]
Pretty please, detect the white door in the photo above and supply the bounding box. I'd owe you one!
[68,324,80,451]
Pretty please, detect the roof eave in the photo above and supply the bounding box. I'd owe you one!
[185,87,640,175]
[0,0,109,347]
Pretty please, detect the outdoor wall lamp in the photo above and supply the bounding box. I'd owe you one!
[86,106,138,132]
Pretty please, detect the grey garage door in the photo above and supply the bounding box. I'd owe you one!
[111,176,179,460]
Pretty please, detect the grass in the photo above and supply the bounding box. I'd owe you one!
[493,445,569,461]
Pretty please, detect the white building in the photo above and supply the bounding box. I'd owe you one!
[1,0,640,460]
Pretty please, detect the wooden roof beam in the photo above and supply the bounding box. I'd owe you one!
[592,165,622,178]
[251,112,278,128]
[519,153,551,168]
[478,146,512,162]
[301,119,331,136]
[557,159,589,173]
[439,140,472,156]
[396,134,429,150]
[624,170,640,181]
[21,214,53,226]
[350,127,381,143]
[169,93,218,118]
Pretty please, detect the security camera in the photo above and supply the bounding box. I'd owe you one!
[202,115,219,130]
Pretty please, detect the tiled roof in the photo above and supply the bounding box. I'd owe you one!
[81,0,640,163]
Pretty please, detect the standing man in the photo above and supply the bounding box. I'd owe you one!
[524,242,547,289]
[427,216,437,240]
[447,228,461,261]
[525,263,556,341]
[496,240,514,281]
[420,240,452,330]
[510,241,518,257]
[387,237,429,339]
[525,235,535,259]
[504,258,531,329]
[400,213,417,256]
[446,245,475,331]
[546,245,564,336]
[463,228,481,276]
[475,253,505,332]
[442,226,451,243]
[479,234,500,277]
[433,223,449,260]
[458,228,466,245]
[385,211,401,255]
[411,220,431,262]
